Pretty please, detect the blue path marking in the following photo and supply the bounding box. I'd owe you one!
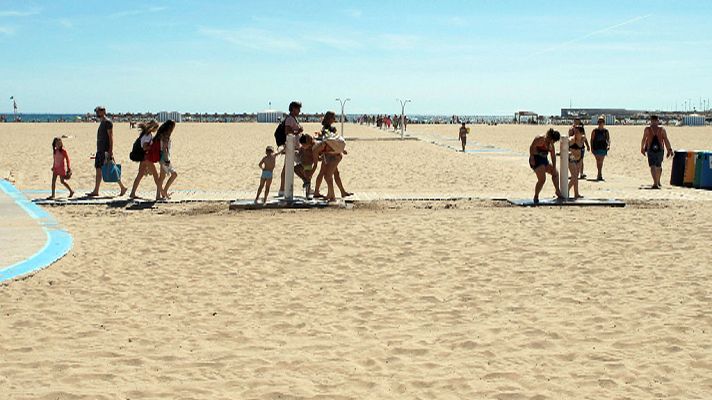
[0,180,73,283]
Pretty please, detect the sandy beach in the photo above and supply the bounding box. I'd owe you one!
[2,122,712,399]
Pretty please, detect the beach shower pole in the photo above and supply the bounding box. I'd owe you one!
[397,99,411,140]
[559,135,569,201]
[336,98,350,137]
[284,134,295,201]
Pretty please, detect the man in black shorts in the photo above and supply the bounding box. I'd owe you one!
[640,115,673,189]
[87,106,127,197]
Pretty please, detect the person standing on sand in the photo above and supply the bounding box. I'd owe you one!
[529,128,563,203]
[641,115,673,189]
[568,117,590,179]
[590,116,611,181]
[278,101,303,197]
[255,146,278,204]
[458,122,468,152]
[87,106,128,197]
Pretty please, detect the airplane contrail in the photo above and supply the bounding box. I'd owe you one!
[533,14,653,56]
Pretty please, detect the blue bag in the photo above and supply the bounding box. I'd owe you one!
[101,160,122,182]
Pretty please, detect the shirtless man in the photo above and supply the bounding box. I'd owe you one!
[568,117,590,179]
[641,115,673,189]
[458,122,468,152]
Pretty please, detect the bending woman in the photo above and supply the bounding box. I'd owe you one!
[529,128,563,203]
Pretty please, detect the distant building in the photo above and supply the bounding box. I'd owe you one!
[683,115,705,126]
[257,110,285,123]
[590,115,616,125]
[561,108,641,120]
[158,111,182,123]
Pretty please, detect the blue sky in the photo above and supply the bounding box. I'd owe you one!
[1,0,711,115]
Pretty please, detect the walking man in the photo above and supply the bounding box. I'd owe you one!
[87,106,128,197]
[458,122,469,152]
[641,115,673,189]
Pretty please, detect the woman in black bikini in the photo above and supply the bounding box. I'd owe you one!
[529,128,563,203]
[568,126,585,199]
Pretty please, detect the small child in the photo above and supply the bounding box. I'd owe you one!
[48,137,74,199]
[295,134,317,197]
[255,146,278,204]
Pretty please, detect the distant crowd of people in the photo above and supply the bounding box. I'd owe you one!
[357,114,406,131]
[528,114,673,203]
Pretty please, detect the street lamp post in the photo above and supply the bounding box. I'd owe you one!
[397,98,411,140]
[335,98,351,138]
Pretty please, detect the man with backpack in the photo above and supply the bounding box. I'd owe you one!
[277,101,303,197]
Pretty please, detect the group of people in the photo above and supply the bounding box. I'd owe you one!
[357,114,405,131]
[47,106,179,200]
[255,101,353,204]
[529,114,673,202]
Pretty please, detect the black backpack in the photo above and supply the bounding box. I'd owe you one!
[274,120,287,147]
[129,136,145,162]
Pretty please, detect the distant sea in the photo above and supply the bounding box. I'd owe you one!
[1,114,85,122]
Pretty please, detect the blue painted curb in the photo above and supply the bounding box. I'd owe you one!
[0,180,73,283]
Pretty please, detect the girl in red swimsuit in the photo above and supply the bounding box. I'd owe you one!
[48,137,74,199]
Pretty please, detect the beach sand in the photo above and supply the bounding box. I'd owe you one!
[2,122,712,399]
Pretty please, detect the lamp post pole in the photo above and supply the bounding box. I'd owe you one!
[397,98,411,140]
[335,98,351,137]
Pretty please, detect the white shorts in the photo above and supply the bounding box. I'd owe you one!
[160,161,176,175]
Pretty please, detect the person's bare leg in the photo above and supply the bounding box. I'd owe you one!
[255,179,265,203]
[163,172,177,199]
[595,155,604,180]
[313,163,326,197]
[548,165,562,198]
[278,165,285,194]
[654,167,662,188]
[117,178,127,197]
[533,168,545,203]
[580,157,585,178]
[60,177,74,198]
[48,174,58,199]
[263,179,272,203]
[148,163,162,200]
[334,168,352,197]
[87,168,102,196]
[130,163,146,198]
[649,166,657,187]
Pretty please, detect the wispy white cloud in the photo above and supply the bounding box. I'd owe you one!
[379,33,420,50]
[0,9,41,18]
[199,27,303,52]
[533,14,652,56]
[0,26,15,35]
[344,8,362,18]
[110,6,167,18]
[58,19,73,29]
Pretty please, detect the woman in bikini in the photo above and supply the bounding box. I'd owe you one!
[529,128,563,203]
[568,126,585,199]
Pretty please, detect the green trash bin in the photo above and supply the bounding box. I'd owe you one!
[695,151,711,189]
